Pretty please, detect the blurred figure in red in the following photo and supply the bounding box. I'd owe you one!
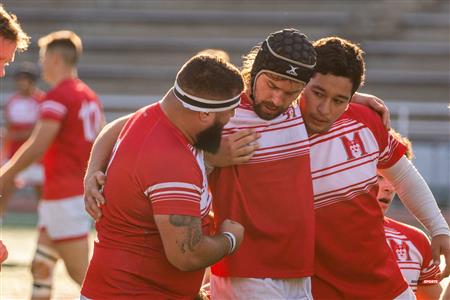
[1,62,45,212]
[0,3,31,268]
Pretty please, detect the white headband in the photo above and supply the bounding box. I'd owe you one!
[173,80,241,112]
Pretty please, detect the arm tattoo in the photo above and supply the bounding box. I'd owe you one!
[169,215,202,254]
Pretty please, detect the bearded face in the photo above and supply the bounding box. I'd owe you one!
[194,119,224,154]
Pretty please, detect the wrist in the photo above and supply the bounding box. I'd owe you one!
[222,231,237,255]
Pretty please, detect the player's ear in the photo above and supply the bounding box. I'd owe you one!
[198,111,215,124]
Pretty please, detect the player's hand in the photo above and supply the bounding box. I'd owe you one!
[431,234,450,280]
[0,170,15,211]
[220,219,244,253]
[84,171,106,221]
[0,240,8,271]
[352,93,391,129]
[205,129,260,167]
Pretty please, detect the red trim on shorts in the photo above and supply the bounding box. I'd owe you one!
[53,234,88,243]
[39,227,88,243]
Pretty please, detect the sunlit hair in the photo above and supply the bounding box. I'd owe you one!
[177,54,244,101]
[0,5,30,51]
[241,45,260,90]
[38,30,83,66]
[196,48,231,63]
[313,37,365,95]
[389,129,414,160]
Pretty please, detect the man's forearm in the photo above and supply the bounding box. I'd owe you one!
[155,215,240,272]
[85,115,129,178]
[1,138,44,176]
[181,233,232,271]
[379,156,450,237]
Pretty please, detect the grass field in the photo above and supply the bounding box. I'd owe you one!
[1,215,449,299]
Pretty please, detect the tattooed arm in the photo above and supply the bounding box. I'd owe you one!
[154,215,244,272]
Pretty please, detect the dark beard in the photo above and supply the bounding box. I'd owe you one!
[194,121,224,154]
[252,100,285,121]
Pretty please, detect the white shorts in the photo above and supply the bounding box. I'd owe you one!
[15,163,44,187]
[394,287,416,300]
[38,195,91,242]
[211,275,313,300]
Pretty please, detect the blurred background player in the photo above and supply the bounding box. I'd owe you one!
[1,62,44,213]
[0,3,31,268]
[0,30,104,299]
[379,130,443,299]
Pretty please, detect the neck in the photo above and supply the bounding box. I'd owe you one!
[48,68,77,87]
[160,90,197,145]
[19,88,34,97]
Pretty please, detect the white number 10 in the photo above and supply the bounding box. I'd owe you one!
[79,101,102,142]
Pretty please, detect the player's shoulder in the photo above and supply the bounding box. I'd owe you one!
[385,217,430,243]
[132,106,194,161]
[343,103,387,136]
[346,103,382,123]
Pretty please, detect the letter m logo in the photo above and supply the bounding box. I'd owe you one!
[340,132,368,160]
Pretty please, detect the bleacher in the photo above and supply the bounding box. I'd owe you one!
[1,0,449,201]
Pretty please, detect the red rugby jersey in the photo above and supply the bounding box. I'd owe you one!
[210,93,315,278]
[308,102,408,299]
[82,103,212,299]
[40,78,103,199]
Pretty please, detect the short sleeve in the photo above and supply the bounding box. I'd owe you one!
[377,133,407,169]
[40,92,68,121]
[137,140,203,217]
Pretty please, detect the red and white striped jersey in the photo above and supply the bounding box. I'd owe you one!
[82,103,212,299]
[385,217,441,292]
[210,93,315,278]
[309,103,409,299]
[3,90,44,157]
[40,78,103,200]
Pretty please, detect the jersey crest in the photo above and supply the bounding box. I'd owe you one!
[340,131,368,160]
[389,239,412,261]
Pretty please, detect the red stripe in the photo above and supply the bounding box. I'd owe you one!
[314,176,378,202]
[309,124,366,147]
[315,175,377,198]
[253,143,310,158]
[223,116,303,132]
[257,138,310,152]
[311,151,378,175]
[309,119,359,142]
[312,157,378,181]
[248,149,309,164]
[314,182,378,208]
[53,233,89,243]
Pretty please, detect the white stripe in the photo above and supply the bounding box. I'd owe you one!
[144,182,201,197]
[314,180,377,209]
[151,190,200,198]
[309,120,361,144]
[246,149,310,164]
[312,152,378,179]
[266,41,316,69]
[397,262,421,268]
[178,99,240,113]
[152,198,199,205]
[174,81,241,104]
[40,100,67,115]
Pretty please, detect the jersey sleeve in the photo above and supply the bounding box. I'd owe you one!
[416,233,441,285]
[136,140,203,217]
[40,90,68,121]
[351,104,406,169]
